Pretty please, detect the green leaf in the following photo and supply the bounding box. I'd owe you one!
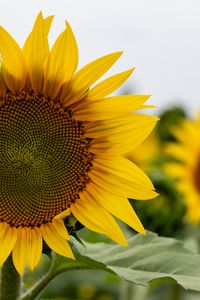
[54,232,200,291]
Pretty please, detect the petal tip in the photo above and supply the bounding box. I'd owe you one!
[129,67,135,73]
[142,229,147,236]
[115,51,123,58]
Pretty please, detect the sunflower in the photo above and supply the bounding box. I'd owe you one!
[165,114,200,224]
[0,12,158,275]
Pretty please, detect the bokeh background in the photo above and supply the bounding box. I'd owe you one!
[1,1,200,299]
[0,0,200,115]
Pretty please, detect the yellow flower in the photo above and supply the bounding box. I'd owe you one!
[165,114,200,224]
[0,12,158,274]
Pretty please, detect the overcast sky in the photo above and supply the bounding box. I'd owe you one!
[0,0,199,116]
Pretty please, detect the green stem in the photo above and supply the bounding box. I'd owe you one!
[0,255,21,300]
[120,281,135,300]
[20,252,97,300]
[171,283,181,300]
[20,268,56,300]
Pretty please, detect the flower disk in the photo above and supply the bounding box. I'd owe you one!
[0,91,92,227]
[0,12,158,275]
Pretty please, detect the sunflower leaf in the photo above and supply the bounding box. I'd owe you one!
[53,232,200,291]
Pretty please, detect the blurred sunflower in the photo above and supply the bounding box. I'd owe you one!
[165,114,200,224]
[126,123,185,237]
[0,12,158,274]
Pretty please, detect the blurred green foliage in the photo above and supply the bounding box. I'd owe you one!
[156,106,187,143]
[132,174,186,237]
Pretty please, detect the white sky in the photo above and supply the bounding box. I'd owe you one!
[0,0,199,115]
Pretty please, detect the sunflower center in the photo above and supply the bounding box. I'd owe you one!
[0,91,93,227]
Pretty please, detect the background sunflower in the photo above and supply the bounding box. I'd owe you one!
[165,114,200,224]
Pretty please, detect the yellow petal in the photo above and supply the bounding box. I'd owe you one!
[26,227,42,271]
[0,222,8,238]
[71,190,128,246]
[12,227,27,275]
[89,115,158,154]
[64,21,79,80]
[174,122,200,151]
[0,62,6,98]
[164,162,188,178]
[73,95,150,121]
[87,183,145,234]
[54,208,71,220]
[61,52,122,106]
[44,21,78,99]
[51,219,70,240]
[89,168,158,200]
[43,15,54,36]
[0,223,17,266]
[23,12,52,93]
[0,26,27,93]
[94,156,154,189]
[41,223,74,259]
[165,143,193,163]
[13,227,42,274]
[87,68,134,100]
[86,113,158,138]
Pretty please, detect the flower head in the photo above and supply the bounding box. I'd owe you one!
[165,114,200,224]
[0,12,158,274]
